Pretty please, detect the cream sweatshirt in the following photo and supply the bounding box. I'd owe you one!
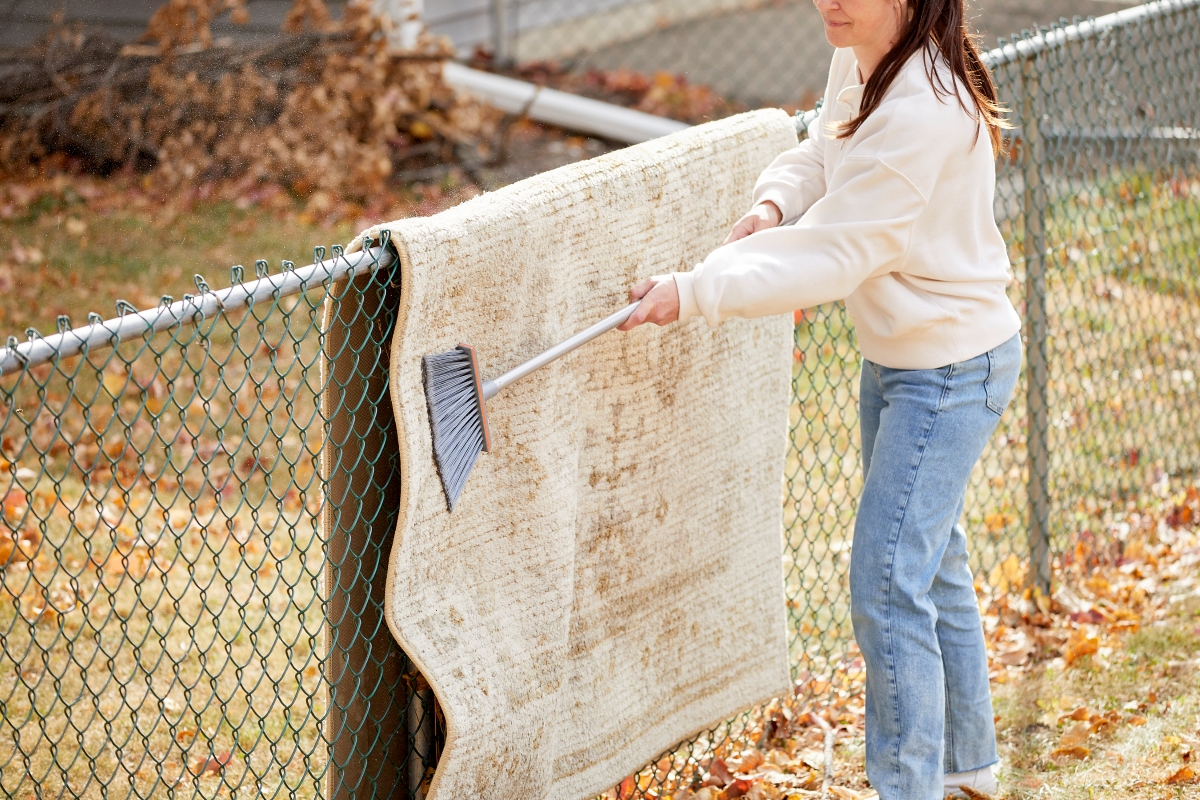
[671,47,1021,370]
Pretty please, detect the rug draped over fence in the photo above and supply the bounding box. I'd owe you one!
[326,109,799,799]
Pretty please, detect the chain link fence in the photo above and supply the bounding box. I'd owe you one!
[431,0,1147,106]
[2,0,1199,797]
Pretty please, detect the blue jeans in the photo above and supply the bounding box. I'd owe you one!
[851,333,1021,800]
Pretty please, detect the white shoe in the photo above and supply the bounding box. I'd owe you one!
[943,764,999,797]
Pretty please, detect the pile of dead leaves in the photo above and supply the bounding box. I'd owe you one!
[598,476,1200,800]
[980,484,1200,684]
[979,480,1200,793]
[0,0,503,202]
[594,663,874,800]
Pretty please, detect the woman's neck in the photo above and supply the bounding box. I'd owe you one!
[852,7,906,83]
[853,42,892,84]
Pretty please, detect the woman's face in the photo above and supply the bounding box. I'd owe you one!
[813,0,907,52]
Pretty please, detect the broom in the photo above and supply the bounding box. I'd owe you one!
[423,299,641,511]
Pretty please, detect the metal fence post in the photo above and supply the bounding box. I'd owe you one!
[1021,55,1053,595]
[325,265,410,799]
[408,688,435,798]
[492,0,512,65]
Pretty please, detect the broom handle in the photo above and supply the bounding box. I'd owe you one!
[481,300,642,400]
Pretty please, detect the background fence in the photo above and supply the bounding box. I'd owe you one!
[2,0,1199,797]
[434,0,1148,106]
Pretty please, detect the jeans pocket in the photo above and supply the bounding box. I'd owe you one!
[984,336,1021,416]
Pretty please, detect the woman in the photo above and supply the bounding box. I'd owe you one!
[618,1,1020,797]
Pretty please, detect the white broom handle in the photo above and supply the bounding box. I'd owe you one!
[481,300,641,400]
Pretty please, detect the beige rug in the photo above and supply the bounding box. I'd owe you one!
[338,109,798,800]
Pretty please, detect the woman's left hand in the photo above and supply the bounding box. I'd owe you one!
[616,278,680,331]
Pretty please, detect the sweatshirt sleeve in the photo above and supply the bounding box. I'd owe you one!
[674,155,927,326]
[750,108,828,225]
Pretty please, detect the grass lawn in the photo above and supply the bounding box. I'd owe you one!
[0,178,377,337]
[995,609,1200,799]
[0,176,460,799]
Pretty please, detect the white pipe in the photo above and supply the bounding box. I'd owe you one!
[442,62,689,144]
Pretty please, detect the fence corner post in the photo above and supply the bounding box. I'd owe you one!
[324,264,412,800]
[1021,55,1053,596]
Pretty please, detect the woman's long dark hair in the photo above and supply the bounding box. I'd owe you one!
[836,0,1007,153]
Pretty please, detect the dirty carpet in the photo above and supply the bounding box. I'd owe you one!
[326,108,800,799]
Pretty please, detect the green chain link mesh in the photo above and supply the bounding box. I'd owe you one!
[1,2,1197,797]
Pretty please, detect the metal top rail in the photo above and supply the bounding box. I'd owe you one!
[981,0,1200,68]
[0,243,395,377]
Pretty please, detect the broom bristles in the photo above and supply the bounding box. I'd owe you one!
[422,347,488,511]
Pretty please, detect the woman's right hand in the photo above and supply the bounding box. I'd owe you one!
[724,201,783,244]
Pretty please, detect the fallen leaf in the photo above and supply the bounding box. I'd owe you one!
[745,782,782,800]
[0,530,17,564]
[190,751,231,777]
[1128,715,1148,726]
[996,650,1029,666]
[102,548,152,580]
[734,751,765,773]
[1165,766,1196,784]
[959,787,995,800]
[1063,706,1091,722]
[1032,586,1052,615]
[984,512,1018,534]
[1060,722,1090,748]
[1,488,27,518]
[1018,777,1044,788]
[723,778,752,798]
[988,553,1024,593]
[101,372,130,399]
[796,750,824,771]
[827,788,865,799]
[1050,745,1091,760]
[1063,630,1099,665]
[709,758,735,786]
[175,727,197,745]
